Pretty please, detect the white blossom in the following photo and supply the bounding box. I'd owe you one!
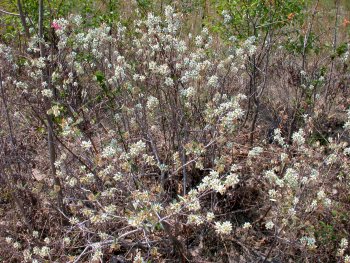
[214,221,232,235]
[265,221,274,230]
[292,129,305,146]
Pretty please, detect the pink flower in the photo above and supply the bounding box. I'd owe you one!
[51,22,62,30]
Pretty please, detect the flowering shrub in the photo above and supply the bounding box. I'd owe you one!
[0,2,350,262]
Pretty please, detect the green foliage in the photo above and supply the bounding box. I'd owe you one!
[0,187,12,204]
[0,16,21,43]
[308,131,329,146]
[213,0,305,40]
[154,222,164,231]
[136,0,153,12]
[95,70,106,88]
[80,0,120,27]
[285,32,320,55]
[94,70,108,101]
[336,43,349,57]
[316,221,338,244]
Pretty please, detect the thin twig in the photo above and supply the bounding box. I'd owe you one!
[0,9,20,16]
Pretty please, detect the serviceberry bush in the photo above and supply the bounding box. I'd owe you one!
[0,1,350,262]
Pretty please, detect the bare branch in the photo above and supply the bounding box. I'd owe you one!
[0,8,20,16]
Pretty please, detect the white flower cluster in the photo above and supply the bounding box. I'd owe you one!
[197,168,239,195]
[198,170,225,193]
[265,169,282,187]
[338,238,348,256]
[47,105,61,117]
[300,236,316,249]
[0,44,14,62]
[221,10,232,24]
[207,75,219,88]
[265,221,274,230]
[214,221,232,235]
[184,190,202,212]
[344,108,350,130]
[91,247,103,261]
[274,128,286,147]
[181,86,196,99]
[81,140,92,149]
[248,146,263,158]
[187,214,204,226]
[206,212,215,222]
[284,168,299,188]
[243,36,257,56]
[146,96,159,110]
[14,81,29,92]
[102,145,116,158]
[41,89,53,98]
[242,222,252,229]
[32,57,46,69]
[52,18,69,34]
[325,153,337,165]
[225,173,240,188]
[292,128,306,146]
[33,246,51,258]
[210,94,246,131]
[129,140,146,157]
[341,44,350,62]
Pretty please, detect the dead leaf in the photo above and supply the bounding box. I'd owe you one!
[32,169,46,181]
